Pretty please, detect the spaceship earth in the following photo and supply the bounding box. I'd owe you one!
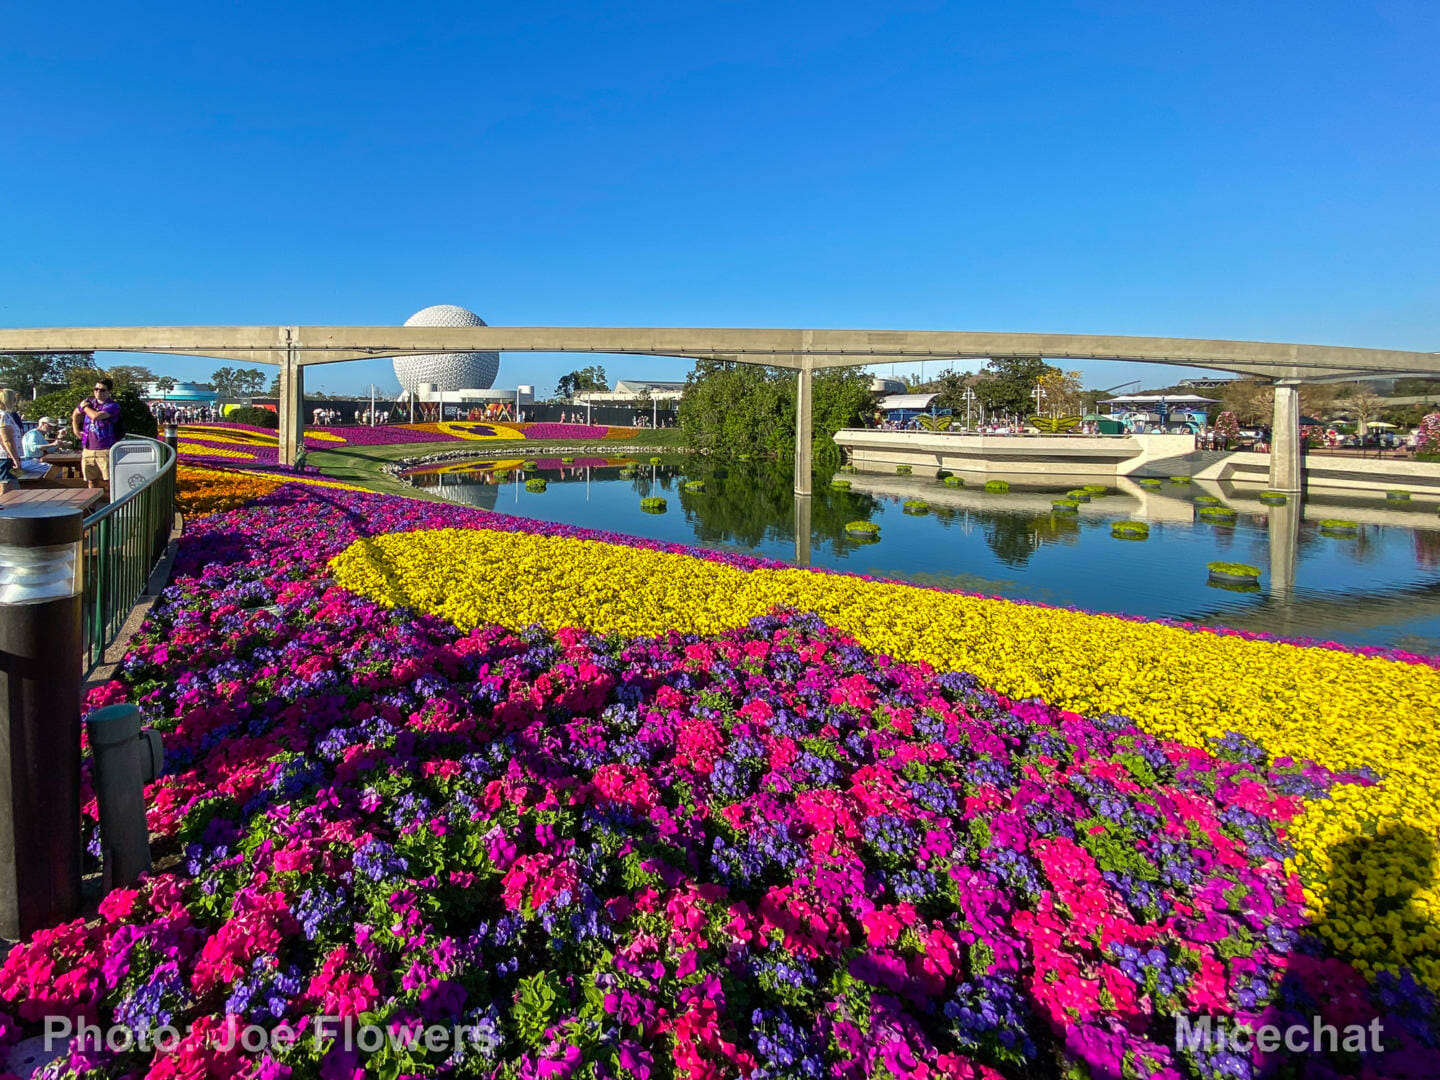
[392,304,501,392]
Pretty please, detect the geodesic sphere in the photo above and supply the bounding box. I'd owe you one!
[392,304,501,392]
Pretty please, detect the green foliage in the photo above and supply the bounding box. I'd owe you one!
[943,475,963,487]
[209,366,267,397]
[640,496,667,512]
[1137,477,1163,487]
[1111,521,1150,538]
[984,479,1010,492]
[521,459,539,469]
[0,351,93,397]
[1198,506,1237,520]
[683,479,705,492]
[678,361,872,459]
[1319,519,1359,530]
[649,456,663,465]
[1169,476,1191,484]
[1259,491,1288,504]
[1066,489,1090,501]
[1082,484,1108,494]
[1386,490,1411,500]
[1194,495,1222,505]
[973,356,1059,418]
[555,365,609,398]
[845,521,879,534]
[902,499,929,514]
[25,384,158,439]
[1051,499,1080,511]
[227,406,279,429]
[830,478,851,490]
[525,478,548,492]
[895,464,912,474]
[560,455,575,463]
[1207,561,1261,578]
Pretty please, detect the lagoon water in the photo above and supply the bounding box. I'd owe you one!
[403,455,1440,654]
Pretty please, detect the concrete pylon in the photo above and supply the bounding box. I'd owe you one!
[794,356,813,496]
[277,336,305,468]
[1268,383,1302,492]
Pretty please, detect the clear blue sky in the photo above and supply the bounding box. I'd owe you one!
[2,1,1434,397]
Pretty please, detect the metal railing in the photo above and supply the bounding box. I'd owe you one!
[81,438,177,673]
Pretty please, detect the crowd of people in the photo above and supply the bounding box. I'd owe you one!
[150,402,216,424]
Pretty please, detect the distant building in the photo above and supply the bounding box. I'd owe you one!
[572,380,685,405]
[144,381,216,403]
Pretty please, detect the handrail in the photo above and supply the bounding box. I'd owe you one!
[81,436,178,673]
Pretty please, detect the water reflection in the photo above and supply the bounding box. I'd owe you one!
[402,456,1440,652]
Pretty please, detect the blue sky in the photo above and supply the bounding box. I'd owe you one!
[1,1,1434,397]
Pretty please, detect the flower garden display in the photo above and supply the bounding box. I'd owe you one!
[1207,562,1262,585]
[984,480,1009,493]
[1259,492,1288,506]
[640,496,667,513]
[4,476,1439,1079]
[901,499,929,515]
[524,478,547,492]
[1110,521,1149,540]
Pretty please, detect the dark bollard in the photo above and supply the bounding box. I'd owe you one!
[85,704,163,889]
[0,507,84,938]
[163,424,179,452]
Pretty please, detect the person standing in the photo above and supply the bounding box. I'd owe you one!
[0,390,25,493]
[72,377,121,490]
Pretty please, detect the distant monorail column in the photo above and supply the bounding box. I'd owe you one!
[794,355,813,496]
[277,334,305,468]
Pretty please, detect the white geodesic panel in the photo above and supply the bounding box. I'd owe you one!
[392,304,501,392]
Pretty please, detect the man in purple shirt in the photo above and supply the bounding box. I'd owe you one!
[72,377,121,489]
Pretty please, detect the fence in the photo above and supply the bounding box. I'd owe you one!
[81,438,177,673]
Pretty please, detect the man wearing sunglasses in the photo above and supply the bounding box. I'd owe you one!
[72,377,122,490]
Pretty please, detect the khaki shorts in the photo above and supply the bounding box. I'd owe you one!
[82,449,111,482]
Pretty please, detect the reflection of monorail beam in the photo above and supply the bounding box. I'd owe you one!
[1185,580,1440,637]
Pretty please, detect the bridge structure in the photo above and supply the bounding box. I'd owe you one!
[1,325,1435,494]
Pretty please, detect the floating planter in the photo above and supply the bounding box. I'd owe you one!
[1197,506,1238,522]
[492,468,511,480]
[936,469,953,480]
[896,464,913,475]
[1111,521,1149,539]
[985,480,1010,493]
[1052,498,1080,513]
[649,456,663,465]
[683,479,705,492]
[1387,489,1411,502]
[1208,561,1261,586]
[1259,491,1288,505]
[1319,518,1359,536]
[943,475,964,487]
[830,478,852,490]
[618,467,637,478]
[902,498,929,515]
[838,464,857,473]
[640,496,667,513]
[524,478,547,493]
[1194,495,1222,505]
[1137,478,1163,487]
[1066,489,1091,502]
[561,455,575,464]
[1082,484,1108,494]
[1169,476,1191,484]
[521,460,539,470]
[844,521,880,538]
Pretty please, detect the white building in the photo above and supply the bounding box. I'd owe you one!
[571,380,685,405]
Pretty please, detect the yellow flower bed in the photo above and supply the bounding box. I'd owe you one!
[177,466,364,516]
[177,426,278,447]
[176,442,255,460]
[330,526,1440,989]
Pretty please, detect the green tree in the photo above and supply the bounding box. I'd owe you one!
[0,351,94,397]
[555,365,610,398]
[153,375,177,398]
[973,356,1059,419]
[678,362,871,459]
[106,364,157,390]
[210,367,267,398]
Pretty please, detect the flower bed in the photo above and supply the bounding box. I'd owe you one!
[1,484,1437,1078]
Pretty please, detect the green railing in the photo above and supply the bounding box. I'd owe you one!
[82,438,178,673]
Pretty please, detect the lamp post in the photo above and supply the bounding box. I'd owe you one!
[962,387,976,431]
[0,507,84,938]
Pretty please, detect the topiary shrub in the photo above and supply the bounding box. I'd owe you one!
[521,459,540,470]
[226,405,279,430]
[902,499,929,514]
[640,496,667,513]
[984,480,1010,493]
[525,478,548,492]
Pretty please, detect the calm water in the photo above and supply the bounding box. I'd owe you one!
[403,455,1440,654]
